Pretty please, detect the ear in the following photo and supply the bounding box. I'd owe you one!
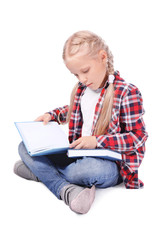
[98,50,107,63]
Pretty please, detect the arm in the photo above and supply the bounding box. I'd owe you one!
[48,105,69,124]
[35,105,69,125]
[96,86,148,153]
[96,121,147,153]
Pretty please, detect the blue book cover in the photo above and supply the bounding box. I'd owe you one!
[15,121,122,161]
[15,121,69,156]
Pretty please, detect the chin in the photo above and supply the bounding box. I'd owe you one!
[88,85,95,90]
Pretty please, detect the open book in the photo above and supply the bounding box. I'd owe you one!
[15,121,122,161]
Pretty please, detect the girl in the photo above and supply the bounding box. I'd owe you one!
[14,30,148,214]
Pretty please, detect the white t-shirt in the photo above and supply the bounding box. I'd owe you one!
[81,87,102,136]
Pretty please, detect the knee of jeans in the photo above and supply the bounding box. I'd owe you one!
[80,158,119,188]
[63,157,114,183]
[18,141,26,156]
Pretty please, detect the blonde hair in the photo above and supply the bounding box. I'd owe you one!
[63,30,114,135]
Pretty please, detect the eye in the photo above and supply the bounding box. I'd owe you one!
[82,68,89,73]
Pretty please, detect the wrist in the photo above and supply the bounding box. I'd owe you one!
[46,112,53,120]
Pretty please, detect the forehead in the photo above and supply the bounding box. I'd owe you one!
[65,52,97,72]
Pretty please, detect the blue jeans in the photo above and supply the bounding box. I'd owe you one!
[18,142,122,199]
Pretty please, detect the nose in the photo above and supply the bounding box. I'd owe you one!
[79,75,87,84]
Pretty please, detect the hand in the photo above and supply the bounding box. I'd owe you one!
[70,136,97,149]
[34,113,52,125]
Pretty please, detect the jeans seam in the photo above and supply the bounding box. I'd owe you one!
[81,173,120,186]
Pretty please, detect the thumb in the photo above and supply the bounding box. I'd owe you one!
[43,115,51,125]
[43,119,48,125]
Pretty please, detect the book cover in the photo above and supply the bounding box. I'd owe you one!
[15,121,122,161]
[68,148,122,161]
[15,121,69,156]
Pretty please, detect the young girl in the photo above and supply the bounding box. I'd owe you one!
[14,30,148,214]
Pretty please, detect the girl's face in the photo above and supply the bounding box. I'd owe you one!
[65,49,108,90]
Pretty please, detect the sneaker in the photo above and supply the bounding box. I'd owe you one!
[13,160,39,181]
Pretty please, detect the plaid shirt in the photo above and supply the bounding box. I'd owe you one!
[49,71,148,189]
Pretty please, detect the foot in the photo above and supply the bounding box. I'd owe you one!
[70,185,95,214]
[61,184,95,214]
[13,160,39,181]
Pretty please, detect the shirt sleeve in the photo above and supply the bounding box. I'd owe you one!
[96,86,148,153]
[48,105,69,124]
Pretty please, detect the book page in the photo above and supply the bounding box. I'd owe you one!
[16,122,69,152]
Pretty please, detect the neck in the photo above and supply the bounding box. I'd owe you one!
[100,70,109,88]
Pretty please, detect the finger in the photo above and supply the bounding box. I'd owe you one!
[69,139,81,148]
[43,119,49,125]
[74,139,85,149]
[75,140,91,149]
[69,141,77,148]
[34,116,42,122]
[74,142,84,149]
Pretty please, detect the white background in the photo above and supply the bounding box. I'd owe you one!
[0,0,159,239]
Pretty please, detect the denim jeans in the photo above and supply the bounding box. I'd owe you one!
[18,142,122,199]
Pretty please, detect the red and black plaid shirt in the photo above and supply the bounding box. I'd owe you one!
[49,71,148,189]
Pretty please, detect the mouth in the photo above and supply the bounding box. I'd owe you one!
[86,83,92,87]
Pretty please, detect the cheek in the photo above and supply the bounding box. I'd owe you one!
[95,64,104,75]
